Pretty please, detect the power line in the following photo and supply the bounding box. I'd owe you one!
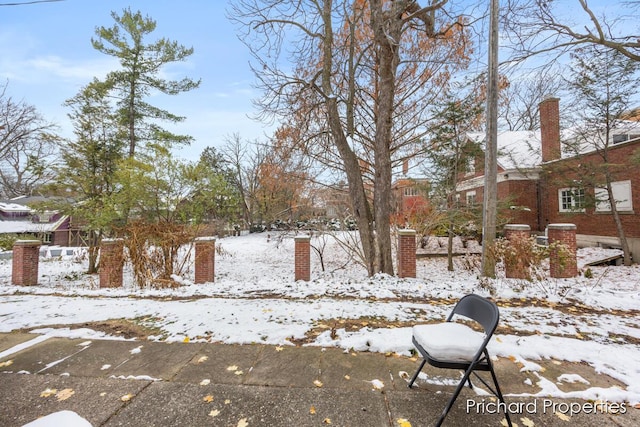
[0,0,64,6]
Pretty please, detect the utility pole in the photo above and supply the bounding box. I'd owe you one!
[481,0,499,277]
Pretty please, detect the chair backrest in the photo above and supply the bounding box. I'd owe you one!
[446,294,499,336]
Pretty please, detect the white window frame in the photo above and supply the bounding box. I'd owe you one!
[466,190,477,205]
[595,180,633,212]
[558,188,586,213]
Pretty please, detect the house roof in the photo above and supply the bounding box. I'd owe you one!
[0,202,32,213]
[468,130,541,170]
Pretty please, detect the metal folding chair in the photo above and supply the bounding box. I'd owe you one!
[408,294,512,427]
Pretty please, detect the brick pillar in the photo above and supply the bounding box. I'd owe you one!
[504,224,531,279]
[295,235,311,281]
[99,238,124,288]
[195,237,216,284]
[12,240,41,286]
[547,224,578,278]
[397,229,417,278]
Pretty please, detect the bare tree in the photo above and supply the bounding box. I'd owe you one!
[504,0,640,63]
[0,82,59,198]
[500,67,566,131]
[229,0,470,275]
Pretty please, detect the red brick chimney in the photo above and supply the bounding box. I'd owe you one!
[539,97,561,162]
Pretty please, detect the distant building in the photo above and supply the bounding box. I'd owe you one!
[0,196,71,246]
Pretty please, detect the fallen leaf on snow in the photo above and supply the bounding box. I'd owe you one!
[203,395,214,403]
[197,356,208,364]
[120,394,134,402]
[555,412,571,421]
[310,406,316,415]
[200,379,211,386]
[40,388,57,398]
[0,360,13,368]
[209,410,220,417]
[56,389,75,401]
[183,337,190,343]
[237,418,249,427]
[495,337,502,343]
[634,403,640,410]
[313,380,323,388]
[397,418,412,427]
[520,416,535,426]
[371,379,384,390]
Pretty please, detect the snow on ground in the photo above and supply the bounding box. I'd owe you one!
[0,231,639,404]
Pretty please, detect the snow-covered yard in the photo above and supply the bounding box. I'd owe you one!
[1,231,639,405]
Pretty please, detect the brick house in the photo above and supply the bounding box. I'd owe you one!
[0,196,71,246]
[392,160,430,224]
[456,97,640,258]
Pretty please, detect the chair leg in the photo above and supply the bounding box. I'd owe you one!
[488,361,512,427]
[408,359,426,388]
[435,362,478,427]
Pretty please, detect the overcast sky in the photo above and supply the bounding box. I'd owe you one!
[0,0,272,161]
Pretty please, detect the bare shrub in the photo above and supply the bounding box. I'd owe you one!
[123,220,198,288]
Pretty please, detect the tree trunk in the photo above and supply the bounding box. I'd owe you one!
[370,0,402,276]
[605,174,632,266]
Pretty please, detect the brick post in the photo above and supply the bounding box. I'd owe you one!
[99,238,124,288]
[504,224,531,279]
[295,235,311,281]
[195,237,216,284]
[547,224,578,278]
[12,240,41,286]
[397,229,417,278]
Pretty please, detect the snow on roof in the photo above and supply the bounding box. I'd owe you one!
[0,220,58,234]
[0,202,32,213]
[468,130,541,170]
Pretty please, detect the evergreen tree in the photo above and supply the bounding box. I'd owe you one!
[92,8,200,157]
[57,79,125,273]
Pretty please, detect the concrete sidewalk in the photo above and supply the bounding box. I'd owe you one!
[0,332,637,426]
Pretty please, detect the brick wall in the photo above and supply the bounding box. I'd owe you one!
[12,240,41,286]
[99,239,124,288]
[397,229,416,278]
[294,236,311,281]
[542,141,640,239]
[195,237,216,284]
[548,224,578,278]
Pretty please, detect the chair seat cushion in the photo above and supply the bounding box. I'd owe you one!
[412,322,485,362]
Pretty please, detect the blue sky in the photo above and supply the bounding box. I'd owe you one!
[0,0,271,161]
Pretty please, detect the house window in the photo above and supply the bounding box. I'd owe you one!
[465,158,476,176]
[595,180,633,212]
[466,191,477,205]
[559,188,585,212]
[612,133,640,144]
[404,187,419,197]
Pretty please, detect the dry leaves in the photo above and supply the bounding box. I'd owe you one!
[555,412,571,421]
[197,356,208,364]
[0,360,13,368]
[313,380,323,388]
[397,418,412,427]
[227,365,239,371]
[310,406,317,415]
[521,417,535,426]
[203,395,214,403]
[323,418,332,424]
[237,418,249,427]
[56,388,75,401]
[209,409,220,418]
[40,388,57,398]
[120,393,134,402]
[200,379,211,386]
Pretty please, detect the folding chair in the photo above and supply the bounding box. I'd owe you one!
[408,294,512,427]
